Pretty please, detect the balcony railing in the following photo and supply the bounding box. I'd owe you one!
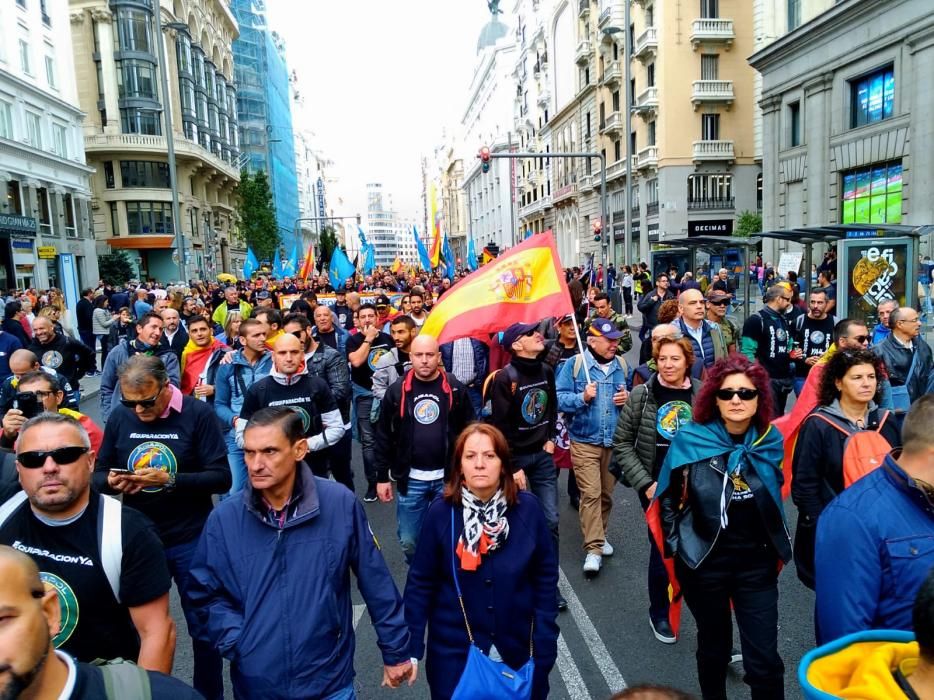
[691,80,735,109]
[85,133,241,180]
[690,18,735,49]
[687,197,735,211]
[636,145,658,169]
[646,201,659,217]
[633,26,658,60]
[603,60,622,87]
[598,2,625,32]
[575,39,592,65]
[579,0,590,17]
[600,111,622,135]
[692,139,735,161]
[579,173,594,192]
[635,86,659,114]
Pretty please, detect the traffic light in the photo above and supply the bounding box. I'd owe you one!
[479,146,491,173]
[592,218,602,242]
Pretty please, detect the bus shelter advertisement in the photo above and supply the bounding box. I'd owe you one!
[846,241,908,325]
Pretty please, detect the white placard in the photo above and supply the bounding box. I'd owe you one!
[778,251,804,278]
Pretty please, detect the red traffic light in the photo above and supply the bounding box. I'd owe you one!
[478,146,491,173]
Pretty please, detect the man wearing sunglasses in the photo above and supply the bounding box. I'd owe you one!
[95,354,230,700]
[0,413,175,673]
[0,372,103,454]
[873,307,933,413]
[705,289,738,353]
[741,285,798,417]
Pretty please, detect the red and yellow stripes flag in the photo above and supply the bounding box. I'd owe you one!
[421,232,573,345]
[298,243,315,281]
[429,183,442,268]
[391,257,402,274]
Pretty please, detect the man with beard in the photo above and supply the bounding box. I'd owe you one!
[159,308,188,364]
[0,544,200,698]
[371,315,417,401]
[27,318,94,408]
[179,316,228,403]
[791,289,836,396]
[211,285,251,328]
[407,289,429,329]
[0,414,174,671]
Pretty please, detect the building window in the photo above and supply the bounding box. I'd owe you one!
[19,39,31,75]
[117,59,158,100]
[787,0,801,31]
[0,100,12,139]
[585,112,591,139]
[614,139,621,162]
[688,173,734,209]
[788,101,801,147]
[701,113,720,140]
[103,161,115,189]
[757,173,763,211]
[648,120,656,146]
[850,65,894,128]
[646,178,659,204]
[115,8,153,54]
[700,0,718,18]
[36,187,52,234]
[701,54,719,80]
[647,62,655,87]
[63,193,77,237]
[44,54,55,88]
[841,161,902,224]
[6,180,23,214]
[25,111,42,148]
[612,90,620,112]
[108,201,119,236]
[52,123,67,157]
[120,108,160,135]
[120,161,170,188]
[125,201,174,235]
[40,0,50,26]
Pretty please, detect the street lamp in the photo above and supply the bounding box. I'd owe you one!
[604,11,633,268]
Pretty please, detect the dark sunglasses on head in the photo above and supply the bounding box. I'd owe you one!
[17,446,89,469]
[120,386,163,409]
[716,388,760,402]
[522,329,537,337]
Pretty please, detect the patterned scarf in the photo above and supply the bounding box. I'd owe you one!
[457,487,510,571]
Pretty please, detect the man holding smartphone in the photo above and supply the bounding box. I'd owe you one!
[94,354,229,700]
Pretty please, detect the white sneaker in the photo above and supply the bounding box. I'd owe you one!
[602,540,614,557]
[583,552,602,577]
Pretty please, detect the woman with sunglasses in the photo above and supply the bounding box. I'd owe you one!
[656,354,789,700]
[613,334,702,644]
[790,348,900,590]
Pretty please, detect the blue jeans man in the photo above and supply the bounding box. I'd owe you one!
[396,477,445,563]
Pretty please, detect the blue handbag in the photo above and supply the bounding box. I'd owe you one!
[449,510,535,700]
[890,349,919,413]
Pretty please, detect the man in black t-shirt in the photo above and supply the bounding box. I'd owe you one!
[239,334,344,481]
[0,545,202,700]
[374,335,475,561]
[791,289,835,396]
[0,413,173,671]
[741,285,800,417]
[346,303,394,502]
[94,355,229,700]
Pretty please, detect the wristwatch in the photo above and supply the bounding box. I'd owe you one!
[164,472,176,491]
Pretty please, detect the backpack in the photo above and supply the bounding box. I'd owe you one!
[481,364,519,413]
[571,353,630,387]
[0,492,123,601]
[92,658,152,700]
[808,410,893,487]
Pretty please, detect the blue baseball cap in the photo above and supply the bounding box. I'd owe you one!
[588,317,624,340]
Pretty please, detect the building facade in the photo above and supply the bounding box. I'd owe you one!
[1,0,97,291]
[70,0,243,281]
[230,0,298,252]
[750,0,934,264]
[366,183,399,269]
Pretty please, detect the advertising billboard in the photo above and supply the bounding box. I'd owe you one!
[845,241,908,326]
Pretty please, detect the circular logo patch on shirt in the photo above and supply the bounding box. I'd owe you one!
[809,330,826,346]
[775,328,787,343]
[367,347,390,371]
[41,572,79,647]
[286,405,312,433]
[41,350,63,369]
[413,398,440,425]
[656,401,693,440]
[520,389,548,425]
[127,441,178,493]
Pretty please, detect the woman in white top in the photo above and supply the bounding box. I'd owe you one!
[621,265,634,316]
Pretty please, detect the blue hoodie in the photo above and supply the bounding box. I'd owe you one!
[214,348,273,431]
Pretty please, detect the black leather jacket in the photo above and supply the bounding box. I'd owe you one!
[659,452,792,570]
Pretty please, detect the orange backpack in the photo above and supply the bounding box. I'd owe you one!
[808,410,893,487]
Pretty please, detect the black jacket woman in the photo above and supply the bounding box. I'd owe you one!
[791,348,900,589]
[404,423,559,700]
[657,353,790,700]
[613,334,702,644]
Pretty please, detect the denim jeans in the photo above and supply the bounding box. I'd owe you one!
[514,451,559,556]
[224,430,248,497]
[164,536,225,700]
[352,385,377,487]
[321,685,356,700]
[466,386,484,417]
[396,477,445,563]
[793,376,806,398]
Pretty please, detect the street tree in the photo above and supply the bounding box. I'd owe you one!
[736,210,762,238]
[319,226,339,265]
[98,250,135,285]
[236,169,280,261]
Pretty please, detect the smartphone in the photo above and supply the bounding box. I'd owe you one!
[13,392,41,420]
[108,468,134,475]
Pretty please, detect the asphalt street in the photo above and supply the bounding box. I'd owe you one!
[79,331,818,700]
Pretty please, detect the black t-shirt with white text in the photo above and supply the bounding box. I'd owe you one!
[94,397,230,548]
[741,307,793,379]
[240,374,337,441]
[793,314,835,378]
[408,374,449,470]
[0,494,170,663]
[346,331,394,390]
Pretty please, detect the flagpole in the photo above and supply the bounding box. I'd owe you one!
[571,318,592,385]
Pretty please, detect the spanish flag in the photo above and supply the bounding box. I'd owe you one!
[429,183,442,268]
[298,243,315,282]
[481,247,496,265]
[420,232,573,345]
[391,257,402,274]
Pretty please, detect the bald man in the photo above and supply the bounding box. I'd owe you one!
[374,334,475,561]
[0,545,202,699]
[673,288,729,369]
[238,333,344,479]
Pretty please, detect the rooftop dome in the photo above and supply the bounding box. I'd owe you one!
[477,16,509,53]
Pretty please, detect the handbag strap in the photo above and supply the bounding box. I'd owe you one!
[906,346,920,385]
[450,508,534,657]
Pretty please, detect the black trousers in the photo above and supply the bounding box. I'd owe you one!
[623,287,633,315]
[676,545,784,700]
[310,431,355,492]
[769,377,793,418]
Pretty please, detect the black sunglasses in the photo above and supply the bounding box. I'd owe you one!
[716,388,760,402]
[290,330,305,338]
[120,386,164,409]
[847,335,870,344]
[17,446,89,469]
[708,300,730,307]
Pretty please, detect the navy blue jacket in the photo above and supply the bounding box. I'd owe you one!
[815,456,934,644]
[188,463,410,699]
[404,493,559,700]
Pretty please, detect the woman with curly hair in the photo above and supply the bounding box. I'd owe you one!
[790,348,900,589]
[657,353,789,700]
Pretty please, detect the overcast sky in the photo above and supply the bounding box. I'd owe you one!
[267,0,503,225]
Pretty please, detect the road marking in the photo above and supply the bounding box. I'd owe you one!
[556,632,590,700]
[559,566,627,693]
[353,604,366,630]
